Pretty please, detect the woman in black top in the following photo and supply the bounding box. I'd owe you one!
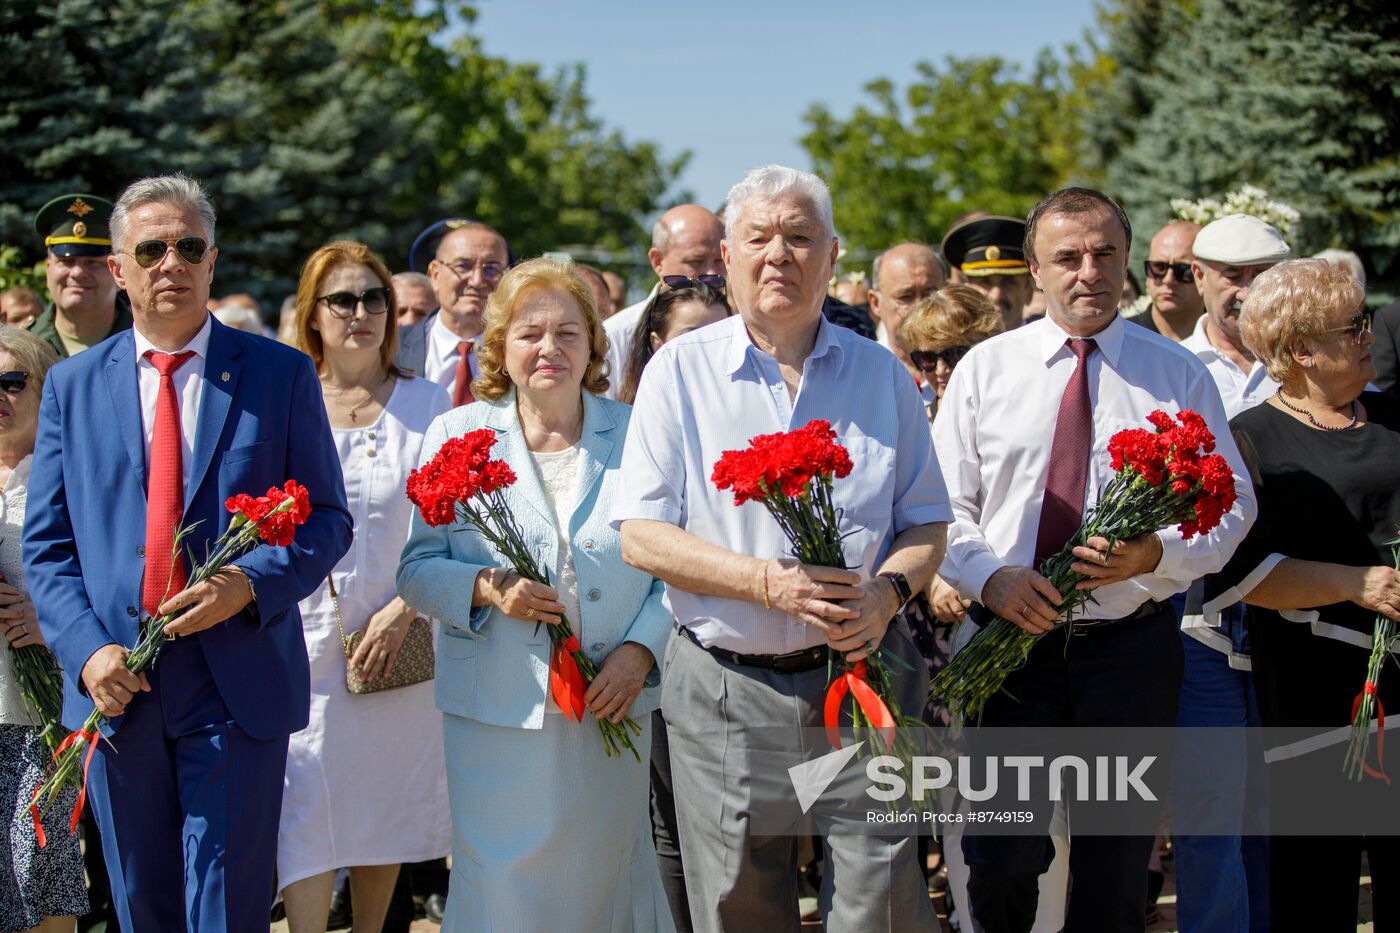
[1206,258,1399,929]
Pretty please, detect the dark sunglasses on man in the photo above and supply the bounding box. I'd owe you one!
[662,274,725,291]
[909,346,970,373]
[318,287,391,319]
[129,236,211,269]
[1143,260,1193,284]
[0,371,29,395]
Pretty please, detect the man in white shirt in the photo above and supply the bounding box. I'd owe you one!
[1179,214,1291,418]
[396,220,511,405]
[601,204,724,400]
[1171,213,1289,933]
[932,187,1256,933]
[615,165,951,931]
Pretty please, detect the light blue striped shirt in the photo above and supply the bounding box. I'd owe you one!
[611,313,953,654]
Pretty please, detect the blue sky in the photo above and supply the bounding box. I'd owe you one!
[470,0,1100,210]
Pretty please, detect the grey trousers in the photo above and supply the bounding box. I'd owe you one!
[661,626,936,933]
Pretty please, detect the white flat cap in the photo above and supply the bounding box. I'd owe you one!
[1192,213,1291,265]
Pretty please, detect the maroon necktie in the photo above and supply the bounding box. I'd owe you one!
[452,341,475,407]
[143,350,196,616]
[1033,338,1097,566]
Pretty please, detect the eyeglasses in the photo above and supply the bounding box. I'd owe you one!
[662,274,726,291]
[909,346,971,373]
[1143,261,1193,284]
[1322,311,1373,343]
[0,371,29,395]
[129,237,210,269]
[439,260,505,283]
[318,287,391,319]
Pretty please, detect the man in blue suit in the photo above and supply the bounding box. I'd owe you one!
[23,174,352,932]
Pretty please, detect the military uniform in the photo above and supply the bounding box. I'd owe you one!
[940,214,1031,280]
[31,194,131,359]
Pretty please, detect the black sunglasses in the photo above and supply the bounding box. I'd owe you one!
[130,236,210,269]
[662,274,726,291]
[909,346,971,373]
[1143,260,1193,283]
[0,371,29,395]
[318,287,391,319]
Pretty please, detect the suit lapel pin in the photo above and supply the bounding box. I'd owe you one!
[221,371,230,382]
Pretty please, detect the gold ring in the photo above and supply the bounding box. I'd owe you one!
[525,606,536,619]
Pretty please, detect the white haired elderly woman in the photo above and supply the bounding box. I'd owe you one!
[1204,258,1398,929]
[0,326,87,932]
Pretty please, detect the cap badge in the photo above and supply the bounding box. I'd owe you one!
[986,245,1001,262]
[72,221,87,238]
[445,219,468,229]
[67,198,94,218]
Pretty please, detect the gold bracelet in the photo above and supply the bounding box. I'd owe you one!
[762,560,772,611]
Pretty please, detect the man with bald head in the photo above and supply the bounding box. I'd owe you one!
[869,242,947,376]
[1125,220,1204,342]
[397,220,511,406]
[602,204,725,400]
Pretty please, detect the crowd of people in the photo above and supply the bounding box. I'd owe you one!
[0,162,1394,933]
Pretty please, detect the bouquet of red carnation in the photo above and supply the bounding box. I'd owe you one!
[30,480,312,846]
[712,420,921,767]
[406,430,643,760]
[1344,531,1400,783]
[930,410,1237,722]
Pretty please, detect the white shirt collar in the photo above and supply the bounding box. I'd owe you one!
[134,313,213,363]
[722,312,845,377]
[1035,310,1125,368]
[429,311,476,364]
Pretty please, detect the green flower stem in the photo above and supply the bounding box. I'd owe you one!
[1344,539,1400,781]
[930,477,1207,723]
[455,493,643,761]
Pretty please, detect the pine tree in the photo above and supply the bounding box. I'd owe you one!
[1105,0,1400,301]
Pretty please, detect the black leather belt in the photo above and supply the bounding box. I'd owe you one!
[677,625,829,673]
[1067,598,1166,636]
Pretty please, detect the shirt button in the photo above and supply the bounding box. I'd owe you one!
[583,539,595,550]
[591,641,606,652]
[127,606,138,617]
[587,588,601,601]
[367,431,376,440]
[137,545,145,557]
[366,449,377,458]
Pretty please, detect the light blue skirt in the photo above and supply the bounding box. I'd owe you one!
[442,711,675,933]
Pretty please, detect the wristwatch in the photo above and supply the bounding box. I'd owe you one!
[878,571,914,612]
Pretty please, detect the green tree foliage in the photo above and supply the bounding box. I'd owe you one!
[1102,0,1400,301]
[800,54,1094,263]
[0,0,682,306]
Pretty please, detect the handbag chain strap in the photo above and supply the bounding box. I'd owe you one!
[328,575,352,657]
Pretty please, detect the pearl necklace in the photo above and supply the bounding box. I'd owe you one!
[1274,389,1359,432]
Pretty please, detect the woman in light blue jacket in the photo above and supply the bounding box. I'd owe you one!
[397,259,675,933]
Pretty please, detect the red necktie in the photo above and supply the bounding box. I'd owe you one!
[143,350,196,617]
[452,341,475,407]
[1033,338,1097,566]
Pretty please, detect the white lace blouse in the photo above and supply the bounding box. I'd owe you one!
[0,456,40,727]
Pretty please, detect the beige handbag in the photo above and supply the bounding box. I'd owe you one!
[329,576,435,695]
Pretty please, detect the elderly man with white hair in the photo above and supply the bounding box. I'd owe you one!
[613,165,951,931]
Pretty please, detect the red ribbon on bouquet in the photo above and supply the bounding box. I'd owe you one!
[30,728,100,848]
[1350,682,1391,784]
[823,660,896,750]
[550,635,587,722]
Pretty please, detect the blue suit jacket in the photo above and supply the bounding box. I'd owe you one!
[23,316,353,739]
[397,390,671,729]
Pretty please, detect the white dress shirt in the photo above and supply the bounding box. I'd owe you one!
[423,312,479,394]
[612,313,953,654]
[601,283,660,400]
[931,312,1256,620]
[134,315,212,492]
[1179,315,1279,419]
